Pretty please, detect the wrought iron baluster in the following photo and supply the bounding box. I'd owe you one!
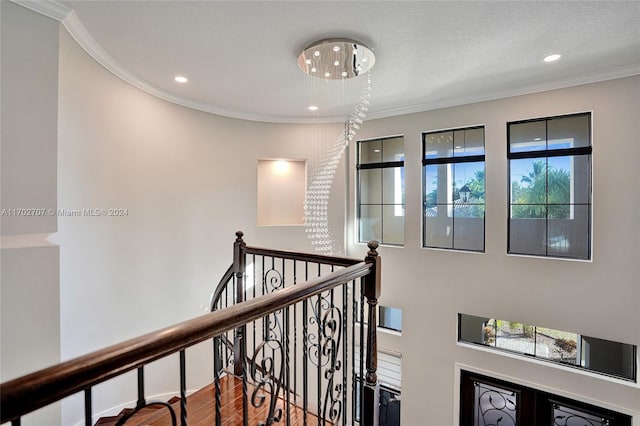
[293,261,298,402]
[351,282,357,424]
[253,253,257,366]
[242,359,249,426]
[359,278,365,424]
[320,286,343,424]
[179,350,187,426]
[318,262,323,426]
[137,367,145,409]
[303,262,309,426]
[342,282,348,426]
[262,255,267,360]
[84,387,92,426]
[284,258,291,425]
[214,353,221,426]
[316,292,323,426]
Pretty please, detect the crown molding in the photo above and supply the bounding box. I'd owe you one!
[10,0,321,124]
[9,0,70,21]
[365,65,640,122]
[9,1,640,124]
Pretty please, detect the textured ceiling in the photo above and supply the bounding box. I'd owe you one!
[52,1,640,122]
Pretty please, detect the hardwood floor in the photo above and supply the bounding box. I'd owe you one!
[97,375,326,426]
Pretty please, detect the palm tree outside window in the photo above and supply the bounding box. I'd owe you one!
[423,126,485,252]
[507,113,592,259]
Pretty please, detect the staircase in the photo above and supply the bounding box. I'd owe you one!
[1,232,382,426]
[94,375,323,426]
[95,396,181,425]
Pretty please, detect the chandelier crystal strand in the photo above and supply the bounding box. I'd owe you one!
[304,72,372,254]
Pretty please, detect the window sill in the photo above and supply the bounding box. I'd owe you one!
[506,252,593,263]
[356,241,404,249]
[356,322,402,337]
[457,341,639,389]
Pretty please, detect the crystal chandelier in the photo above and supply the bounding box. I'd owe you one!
[299,38,374,254]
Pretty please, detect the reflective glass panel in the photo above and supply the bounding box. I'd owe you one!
[359,205,381,242]
[510,158,547,207]
[379,306,402,332]
[509,120,546,153]
[459,314,637,381]
[382,137,404,162]
[454,127,485,157]
[424,165,439,207]
[552,403,612,426]
[474,381,517,426]
[424,206,453,249]
[424,131,453,159]
[359,169,381,204]
[547,204,590,259]
[382,167,403,205]
[382,205,404,245]
[359,139,382,164]
[548,114,590,149]
[454,162,485,204]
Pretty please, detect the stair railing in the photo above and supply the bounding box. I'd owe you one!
[1,231,381,426]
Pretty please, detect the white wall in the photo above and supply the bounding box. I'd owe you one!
[3,3,639,425]
[57,26,345,423]
[0,2,61,424]
[346,76,640,425]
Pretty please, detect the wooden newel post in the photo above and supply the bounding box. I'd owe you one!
[233,231,246,377]
[363,240,381,426]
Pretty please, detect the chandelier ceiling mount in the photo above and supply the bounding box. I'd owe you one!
[297,38,375,80]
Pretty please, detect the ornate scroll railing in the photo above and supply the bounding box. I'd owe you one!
[210,231,381,425]
[0,231,381,426]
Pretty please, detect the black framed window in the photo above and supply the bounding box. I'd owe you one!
[508,113,592,259]
[357,136,404,245]
[356,303,403,333]
[458,313,637,382]
[423,126,485,251]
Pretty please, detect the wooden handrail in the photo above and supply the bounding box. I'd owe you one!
[0,261,372,423]
[244,245,361,267]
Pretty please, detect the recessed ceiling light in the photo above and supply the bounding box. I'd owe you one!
[324,72,331,77]
[305,59,311,65]
[308,105,319,111]
[334,60,340,66]
[543,54,562,62]
[341,71,348,77]
[311,67,317,73]
[174,76,188,83]
[333,46,340,52]
[314,50,320,57]
[534,137,543,141]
